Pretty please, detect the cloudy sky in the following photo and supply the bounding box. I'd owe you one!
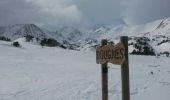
[0,0,170,30]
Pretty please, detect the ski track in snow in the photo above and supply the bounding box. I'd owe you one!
[0,41,170,100]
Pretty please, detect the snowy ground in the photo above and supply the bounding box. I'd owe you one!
[0,40,170,100]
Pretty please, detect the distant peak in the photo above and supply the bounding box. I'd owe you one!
[155,17,170,30]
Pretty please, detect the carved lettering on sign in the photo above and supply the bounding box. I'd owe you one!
[96,42,125,65]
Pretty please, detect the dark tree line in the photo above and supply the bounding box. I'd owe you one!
[157,39,170,45]
[0,36,11,41]
[40,38,66,49]
[131,47,155,56]
[160,52,170,57]
[23,35,67,49]
[40,38,59,47]
[130,37,155,56]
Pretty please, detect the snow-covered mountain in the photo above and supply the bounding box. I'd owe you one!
[57,26,85,42]
[0,17,170,55]
[79,17,170,55]
[0,24,49,40]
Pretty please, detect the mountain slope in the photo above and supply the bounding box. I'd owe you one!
[0,24,48,40]
[0,17,170,54]
[58,26,85,42]
[79,17,170,55]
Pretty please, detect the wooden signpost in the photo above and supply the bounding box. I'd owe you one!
[96,36,130,100]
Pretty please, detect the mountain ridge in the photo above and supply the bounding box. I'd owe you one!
[0,17,170,56]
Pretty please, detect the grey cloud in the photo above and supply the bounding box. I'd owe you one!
[74,0,126,28]
[123,0,170,25]
[0,0,43,26]
[0,0,170,29]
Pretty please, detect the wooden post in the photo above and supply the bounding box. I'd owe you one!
[101,39,108,100]
[121,36,130,100]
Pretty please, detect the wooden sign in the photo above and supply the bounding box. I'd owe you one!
[97,37,130,100]
[96,42,125,65]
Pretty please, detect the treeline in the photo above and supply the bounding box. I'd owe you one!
[0,36,11,41]
[159,52,170,57]
[129,37,155,56]
[131,47,155,56]
[23,35,66,49]
[40,38,66,49]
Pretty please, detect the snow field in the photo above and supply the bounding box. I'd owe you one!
[0,41,170,100]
